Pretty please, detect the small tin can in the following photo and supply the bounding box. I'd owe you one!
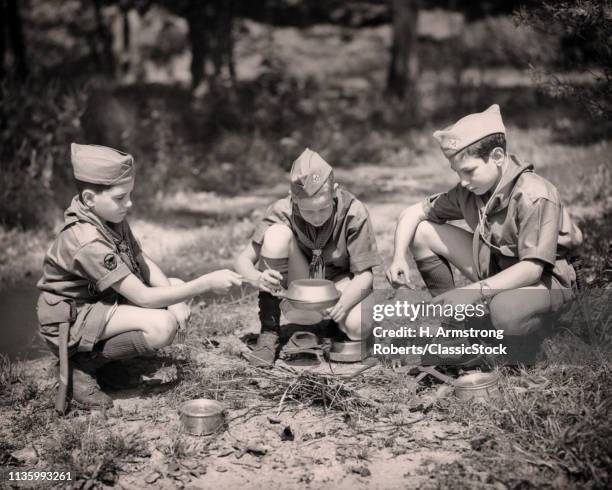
[454,372,500,401]
[179,399,226,435]
[329,339,367,363]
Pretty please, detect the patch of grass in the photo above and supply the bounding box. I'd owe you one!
[0,355,40,407]
[42,417,149,485]
[576,211,612,287]
[8,404,55,444]
[162,432,195,461]
[436,363,612,488]
[0,354,24,390]
[0,438,18,466]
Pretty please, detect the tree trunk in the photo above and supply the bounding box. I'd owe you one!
[186,7,208,90]
[122,9,130,51]
[6,0,28,79]
[0,0,6,79]
[386,0,419,101]
[92,0,115,76]
[226,0,236,84]
[185,0,236,92]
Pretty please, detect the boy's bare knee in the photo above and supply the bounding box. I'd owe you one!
[261,224,294,258]
[340,305,372,341]
[338,321,362,341]
[146,311,178,348]
[489,296,524,335]
[410,221,436,256]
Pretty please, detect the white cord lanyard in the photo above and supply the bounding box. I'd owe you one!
[477,159,507,249]
[473,159,508,280]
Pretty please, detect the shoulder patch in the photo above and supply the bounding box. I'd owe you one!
[104,253,118,271]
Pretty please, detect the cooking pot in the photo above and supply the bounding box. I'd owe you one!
[179,399,225,435]
[285,279,340,310]
[329,339,367,363]
[453,372,500,400]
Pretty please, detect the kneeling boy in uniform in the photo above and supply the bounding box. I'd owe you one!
[37,143,242,410]
[386,105,582,363]
[235,148,382,366]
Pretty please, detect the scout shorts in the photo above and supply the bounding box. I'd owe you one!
[38,292,119,355]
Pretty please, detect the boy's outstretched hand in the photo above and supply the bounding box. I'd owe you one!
[386,260,412,288]
[205,269,243,294]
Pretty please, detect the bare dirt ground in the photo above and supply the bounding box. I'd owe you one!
[1,156,610,490]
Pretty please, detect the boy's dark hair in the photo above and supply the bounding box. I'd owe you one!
[74,178,112,202]
[458,133,506,161]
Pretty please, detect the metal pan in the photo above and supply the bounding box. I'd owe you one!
[179,399,225,435]
[285,297,339,311]
[329,339,367,363]
[453,372,500,400]
[286,279,340,304]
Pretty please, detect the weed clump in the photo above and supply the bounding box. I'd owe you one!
[0,355,40,407]
[42,418,149,485]
[437,364,612,487]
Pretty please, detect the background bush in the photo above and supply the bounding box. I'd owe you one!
[0,79,88,229]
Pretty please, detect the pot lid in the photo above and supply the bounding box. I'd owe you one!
[180,399,224,417]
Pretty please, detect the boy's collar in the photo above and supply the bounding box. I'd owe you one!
[481,155,534,213]
[62,195,122,239]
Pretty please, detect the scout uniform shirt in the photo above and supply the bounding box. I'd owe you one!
[421,155,582,289]
[37,195,145,352]
[251,187,382,281]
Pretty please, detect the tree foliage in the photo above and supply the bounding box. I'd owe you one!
[514,0,612,120]
[0,79,88,228]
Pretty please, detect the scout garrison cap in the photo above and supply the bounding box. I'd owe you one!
[71,143,135,185]
[290,148,333,199]
[433,104,506,158]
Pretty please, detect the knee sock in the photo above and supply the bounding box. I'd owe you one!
[415,255,455,296]
[96,331,154,361]
[258,292,281,334]
[257,256,289,334]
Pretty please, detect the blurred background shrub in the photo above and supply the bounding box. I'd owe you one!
[0,79,88,228]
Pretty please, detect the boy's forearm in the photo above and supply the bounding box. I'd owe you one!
[234,254,261,283]
[392,203,426,261]
[139,253,171,287]
[116,274,213,309]
[467,260,544,292]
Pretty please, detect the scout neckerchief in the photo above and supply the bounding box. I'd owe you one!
[287,188,357,279]
[472,156,534,279]
[290,200,337,279]
[105,221,145,282]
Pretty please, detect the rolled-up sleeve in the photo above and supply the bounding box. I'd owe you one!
[421,185,464,224]
[346,204,382,273]
[72,239,132,291]
[517,197,561,266]
[251,198,292,245]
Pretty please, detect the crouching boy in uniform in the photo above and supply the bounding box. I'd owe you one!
[386,105,582,363]
[235,148,382,366]
[37,143,242,410]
